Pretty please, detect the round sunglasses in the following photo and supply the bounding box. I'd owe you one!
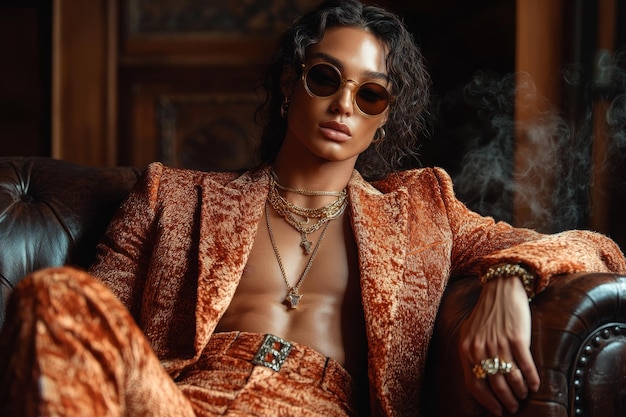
[301,62,392,117]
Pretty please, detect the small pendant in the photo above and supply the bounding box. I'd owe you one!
[300,233,312,254]
[285,290,302,309]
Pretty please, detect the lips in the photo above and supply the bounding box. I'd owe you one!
[319,121,352,140]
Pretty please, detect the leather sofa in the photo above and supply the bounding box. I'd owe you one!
[0,157,141,325]
[1,156,625,417]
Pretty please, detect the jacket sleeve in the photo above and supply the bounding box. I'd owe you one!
[88,162,164,320]
[430,167,626,294]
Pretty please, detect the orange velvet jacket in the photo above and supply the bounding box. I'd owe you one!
[89,162,626,417]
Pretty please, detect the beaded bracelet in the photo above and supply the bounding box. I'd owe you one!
[480,263,536,301]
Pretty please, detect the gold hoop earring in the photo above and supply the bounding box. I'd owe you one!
[280,97,290,118]
[372,127,386,143]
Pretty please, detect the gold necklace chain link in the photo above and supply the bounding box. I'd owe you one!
[266,187,346,234]
[267,171,348,254]
[268,176,347,219]
[270,170,346,197]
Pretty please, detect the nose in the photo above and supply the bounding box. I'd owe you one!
[331,80,359,116]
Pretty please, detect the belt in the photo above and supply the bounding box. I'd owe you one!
[198,332,361,413]
[208,332,354,388]
[251,333,293,371]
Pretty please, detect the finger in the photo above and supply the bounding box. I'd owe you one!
[488,372,520,414]
[491,351,528,400]
[469,355,518,416]
[466,370,503,416]
[470,354,523,414]
[503,366,528,400]
[510,342,540,392]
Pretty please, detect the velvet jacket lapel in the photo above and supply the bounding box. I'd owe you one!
[194,169,269,353]
[348,172,410,414]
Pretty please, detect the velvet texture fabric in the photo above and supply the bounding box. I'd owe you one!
[0,267,197,417]
[177,331,360,416]
[0,268,359,417]
[2,163,626,416]
[81,162,625,416]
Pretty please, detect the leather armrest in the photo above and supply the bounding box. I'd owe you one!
[422,272,626,417]
[0,157,141,327]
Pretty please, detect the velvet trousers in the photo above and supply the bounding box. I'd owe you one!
[0,267,360,416]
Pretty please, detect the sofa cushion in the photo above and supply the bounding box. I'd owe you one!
[0,157,141,327]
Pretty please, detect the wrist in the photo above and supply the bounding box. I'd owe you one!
[480,263,536,301]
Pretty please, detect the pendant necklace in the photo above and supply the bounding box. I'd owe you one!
[265,201,337,309]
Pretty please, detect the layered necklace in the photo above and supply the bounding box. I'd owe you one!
[266,171,348,309]
[267,171,347,254]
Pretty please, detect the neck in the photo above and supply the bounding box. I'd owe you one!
[270,159,353,208]
[272,156,354,193]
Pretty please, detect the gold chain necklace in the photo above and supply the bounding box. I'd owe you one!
[265,202,332,309]
[271,171,345,197]
[269,186,347,218]
[267,174,347,254]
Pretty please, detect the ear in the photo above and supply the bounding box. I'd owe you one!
[379,113,389,128]
[280,65,297,98]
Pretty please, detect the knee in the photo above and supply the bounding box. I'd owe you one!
[1,266,96,340]
[11,266,110,311]
[15,266,90,294]
[27,265,92,285]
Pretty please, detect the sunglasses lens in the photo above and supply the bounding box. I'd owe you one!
[355,83,390,116]
[304,63,390,116]
[306,64,342,97]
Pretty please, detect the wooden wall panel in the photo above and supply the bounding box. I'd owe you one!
[0,4,51,157]
[115,0,320,171]
[589,0,617,234]
[51,0,116,167]
[117,65,265,170]
[513,0,564,232]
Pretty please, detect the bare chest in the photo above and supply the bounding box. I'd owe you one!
[215,208,366,369]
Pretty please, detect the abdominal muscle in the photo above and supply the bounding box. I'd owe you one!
[215,292,347,362]
[214,210,367,379]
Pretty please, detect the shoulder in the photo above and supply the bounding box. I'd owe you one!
[143,162,239,183]
[142,162,264,188]
[131,163,267,209]
[369,166,454,196]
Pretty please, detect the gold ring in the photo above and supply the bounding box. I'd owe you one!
[472,356,513,379]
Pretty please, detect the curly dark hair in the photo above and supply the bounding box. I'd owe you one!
[255,0,431,180]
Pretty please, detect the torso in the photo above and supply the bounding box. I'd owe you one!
[215,204,368,382]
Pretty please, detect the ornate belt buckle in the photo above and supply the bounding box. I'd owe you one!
[251,334,293,371]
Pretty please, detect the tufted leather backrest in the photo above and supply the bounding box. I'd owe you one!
[0,157,141,327]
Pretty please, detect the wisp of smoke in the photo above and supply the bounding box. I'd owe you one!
[431,50,626,233]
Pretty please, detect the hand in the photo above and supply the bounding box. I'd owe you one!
[459,276,540,416]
